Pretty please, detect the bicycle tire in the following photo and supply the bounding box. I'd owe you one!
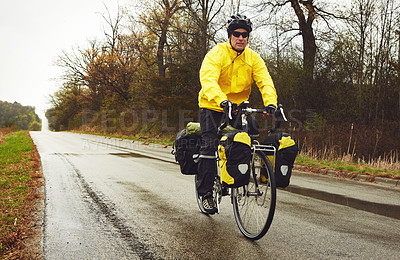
[232,150,276,240]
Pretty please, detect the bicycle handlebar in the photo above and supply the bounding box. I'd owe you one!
[242,108,265,114]
[217,102,287,135]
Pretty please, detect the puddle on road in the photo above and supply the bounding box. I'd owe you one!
[109,151,176,165]
[109,152,148,158]
[284,185,400,220]
[51,153,80,156]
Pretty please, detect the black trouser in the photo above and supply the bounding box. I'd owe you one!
[196,108,224,196]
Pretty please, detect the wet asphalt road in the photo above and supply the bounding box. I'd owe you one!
[30,131,400,260]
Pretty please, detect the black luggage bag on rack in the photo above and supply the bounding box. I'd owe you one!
[172,128,201,175]
[262,132,298,188]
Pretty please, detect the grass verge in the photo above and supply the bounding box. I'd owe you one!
[296,154,400,179]
[0,129,43,259]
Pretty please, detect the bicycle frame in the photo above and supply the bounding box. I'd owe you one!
[196,101,286,239]
[214,103,279,211]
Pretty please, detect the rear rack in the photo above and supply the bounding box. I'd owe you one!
[253,144,276,154]
[251,143,276,168]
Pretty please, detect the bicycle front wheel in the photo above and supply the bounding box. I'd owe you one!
[232,150,276,240]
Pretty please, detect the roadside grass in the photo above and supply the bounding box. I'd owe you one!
[296,153,400,179]
[0,129,43,259]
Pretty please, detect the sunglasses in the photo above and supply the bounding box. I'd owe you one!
[232,31,249,38]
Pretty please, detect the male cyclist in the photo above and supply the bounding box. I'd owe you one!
[197,14,278,214]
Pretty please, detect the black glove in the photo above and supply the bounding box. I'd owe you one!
[220,100,237,119]
[264,104,276,115]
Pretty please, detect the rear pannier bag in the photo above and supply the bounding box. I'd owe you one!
[262,132,298,188]
[218,131,252,188]
[173,129,201,175]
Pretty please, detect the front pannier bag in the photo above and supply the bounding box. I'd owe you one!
[173,128,201,175]
[218,131,252,188]
[262,132,298,188]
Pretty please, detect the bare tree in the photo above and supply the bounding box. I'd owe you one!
[345,0,375,117]
[182,0,226,58]
[254,0,347,79]
[137,0,184,78]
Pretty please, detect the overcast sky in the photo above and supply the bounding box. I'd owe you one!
[0,0,132,119]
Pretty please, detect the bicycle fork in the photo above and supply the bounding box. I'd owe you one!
[250,148,264,197]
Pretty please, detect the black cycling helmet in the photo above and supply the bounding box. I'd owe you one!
[227,14,253,37]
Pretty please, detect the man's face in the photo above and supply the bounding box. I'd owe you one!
[230,28,249,51]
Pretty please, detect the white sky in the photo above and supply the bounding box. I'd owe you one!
[0,0,132,119]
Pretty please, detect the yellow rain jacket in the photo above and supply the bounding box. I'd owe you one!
[199,41,277,112]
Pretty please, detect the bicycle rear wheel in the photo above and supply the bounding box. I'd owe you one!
[232,150,276,240]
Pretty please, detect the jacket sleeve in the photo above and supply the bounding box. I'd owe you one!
[199,47,228,107]
[252,52,278,107]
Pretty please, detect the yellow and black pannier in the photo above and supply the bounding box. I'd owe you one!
[262,132,298,188]
[218,131,252,188]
